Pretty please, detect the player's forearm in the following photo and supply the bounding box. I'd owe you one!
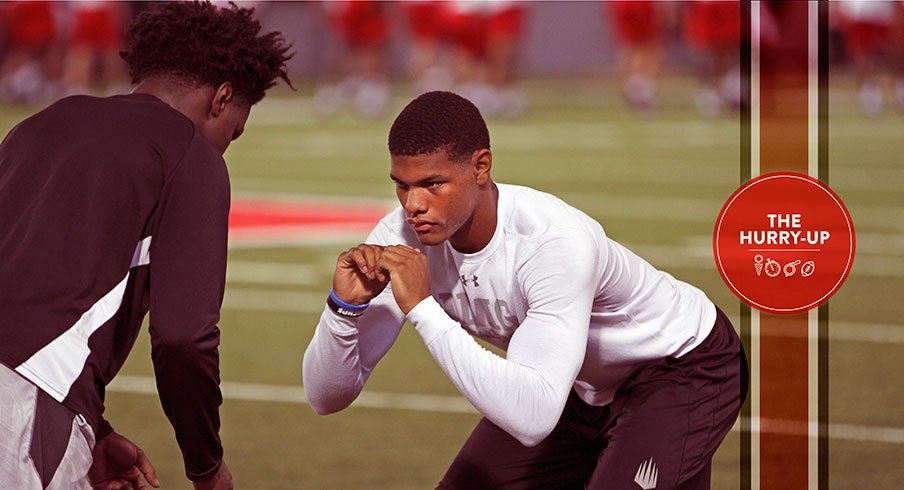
[150,325,224,479]
[302,307,367,414]
[407,298,568,447]
[431,331,564,447]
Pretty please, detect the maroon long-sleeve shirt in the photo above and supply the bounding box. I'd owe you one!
[0,93,228,481]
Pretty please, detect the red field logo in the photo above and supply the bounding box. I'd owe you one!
[713,173,856,314]
[228,196,392,247]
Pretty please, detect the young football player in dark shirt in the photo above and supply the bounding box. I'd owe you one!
[0,2,291,489]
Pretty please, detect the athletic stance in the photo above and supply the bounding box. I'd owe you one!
[304,91,747,489]
[0,2,291,489]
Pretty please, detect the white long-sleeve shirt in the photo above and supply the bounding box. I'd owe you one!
[303,183,715,446]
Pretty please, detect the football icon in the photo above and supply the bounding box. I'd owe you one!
[801,260,816,277]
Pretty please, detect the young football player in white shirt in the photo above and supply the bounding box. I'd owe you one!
[303,91,747,489]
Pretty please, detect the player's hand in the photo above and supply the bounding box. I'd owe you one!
[192,461,233,490]
[376,245,430,315]
[87,431,159,490]
[333,244,390,305]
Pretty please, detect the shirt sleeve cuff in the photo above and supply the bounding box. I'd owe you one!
[406,296,457,346]
[321,304,360,336]
[187,458,222,482]
[95,417,114,441]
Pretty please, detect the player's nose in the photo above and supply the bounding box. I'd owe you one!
[403,188,429,214]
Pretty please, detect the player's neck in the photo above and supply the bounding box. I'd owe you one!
[131,77,214,130]
[449,182,499,254]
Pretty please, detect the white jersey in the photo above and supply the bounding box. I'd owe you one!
[303,183,715,446]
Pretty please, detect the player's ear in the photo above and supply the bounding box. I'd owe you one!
[209,82,234,118]
[472,149,492,185]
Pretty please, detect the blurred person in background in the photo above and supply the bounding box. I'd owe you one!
[835,0,898,116]
[606,1,664,112]
[0,1,61,105]
[442,1,527,118]
[895,1,904,108]
[60,1,130,97]
[404,1,454,96]
[313,0,391,118]
[0,2,291,489]
[683,0,742,117]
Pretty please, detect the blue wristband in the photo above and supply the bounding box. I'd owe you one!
[329,289,370,311]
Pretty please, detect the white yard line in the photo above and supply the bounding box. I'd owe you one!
[227,238,904,279]
[107,375,904,444]
[108,375,475,414]
[222,288,904,345]
[227,261,318,286]
[223,289,325,313]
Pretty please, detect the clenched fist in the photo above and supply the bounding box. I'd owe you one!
[333,244,391,306]
[332,244,432,315]
[376,245,431,315]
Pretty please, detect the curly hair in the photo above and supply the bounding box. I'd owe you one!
[388,91,490,162]
[120,1,293,105]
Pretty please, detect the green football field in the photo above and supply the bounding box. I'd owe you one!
[2,75,901,488]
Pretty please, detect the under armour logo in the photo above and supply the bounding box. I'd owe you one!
[634,458,658,489]
[460,274,479,287]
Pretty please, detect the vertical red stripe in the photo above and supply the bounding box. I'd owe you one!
[760,314,809,488]
[757,3,811,489]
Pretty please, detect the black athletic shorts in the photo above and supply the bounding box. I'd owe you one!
[438,307,749,490]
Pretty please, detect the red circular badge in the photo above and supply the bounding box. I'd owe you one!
[713,172,855,314]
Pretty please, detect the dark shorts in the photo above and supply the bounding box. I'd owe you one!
[438,307,749,490]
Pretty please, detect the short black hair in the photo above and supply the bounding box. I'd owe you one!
[388,91,490,162]
[120,1,293,105]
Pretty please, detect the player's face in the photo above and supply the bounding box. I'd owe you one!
[391,150,481,247]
